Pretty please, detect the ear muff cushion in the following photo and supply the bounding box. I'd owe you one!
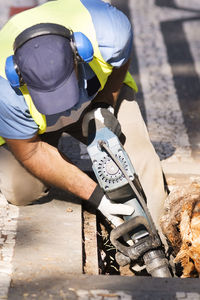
[5,55,21,88]
[73,32,94,63]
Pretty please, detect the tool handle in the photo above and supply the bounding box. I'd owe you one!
[110,216,160,260]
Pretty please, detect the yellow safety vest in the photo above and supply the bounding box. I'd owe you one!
[0,0,138,145]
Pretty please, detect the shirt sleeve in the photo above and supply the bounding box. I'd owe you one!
[81,0,133,67]
[0,76,39,140]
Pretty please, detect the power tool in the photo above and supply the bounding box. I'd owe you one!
[84,108,172,277]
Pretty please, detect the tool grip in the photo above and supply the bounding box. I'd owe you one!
[110,216,160,260]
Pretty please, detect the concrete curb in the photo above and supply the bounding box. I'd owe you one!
[8,274,200,300]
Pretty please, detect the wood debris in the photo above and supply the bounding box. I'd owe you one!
[160,178,200,277]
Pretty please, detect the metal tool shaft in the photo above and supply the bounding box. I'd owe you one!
[143,250,172,277]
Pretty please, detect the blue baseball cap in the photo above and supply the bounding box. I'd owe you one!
[14,34,79,115]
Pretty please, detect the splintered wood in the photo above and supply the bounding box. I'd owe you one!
[160,178,200,278]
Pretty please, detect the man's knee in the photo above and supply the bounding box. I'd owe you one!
[0,144,48,206]
[4,192,34,206]
[0,167,48,206]
[1,181,48,206]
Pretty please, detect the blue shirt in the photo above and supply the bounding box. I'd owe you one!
[0,0,133,139]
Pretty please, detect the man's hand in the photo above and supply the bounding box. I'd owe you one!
[98,194,134,227]
[88,184,134,227]
[82,106,124,142]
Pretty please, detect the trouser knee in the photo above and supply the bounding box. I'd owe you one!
[0,145,48,206]
[0,179,48,206]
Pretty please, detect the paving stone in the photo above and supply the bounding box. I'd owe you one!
[11,189,83,285]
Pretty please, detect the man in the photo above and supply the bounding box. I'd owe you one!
[0,0,167,230]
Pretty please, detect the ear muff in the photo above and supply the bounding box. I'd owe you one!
[5,23,94,88]
[73,32,94,63]
[5,55,21,88]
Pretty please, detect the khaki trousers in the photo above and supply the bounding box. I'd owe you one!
[0,145,48,206]
[118,99,167,235]
[0,89,167,233]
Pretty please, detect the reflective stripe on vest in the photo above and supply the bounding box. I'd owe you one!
[0,0,137,146]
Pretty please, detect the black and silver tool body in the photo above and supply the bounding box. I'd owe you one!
[87,122,171,277]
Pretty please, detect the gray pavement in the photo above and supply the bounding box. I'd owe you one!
[11,191,83,278]
[0,188,84,299]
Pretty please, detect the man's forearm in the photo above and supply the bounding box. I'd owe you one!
[94,59,130,108]
[5,137,97,201]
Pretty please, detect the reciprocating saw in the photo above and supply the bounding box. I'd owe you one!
[83,107,172,277]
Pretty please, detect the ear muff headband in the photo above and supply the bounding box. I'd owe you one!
[13,23,72,53]
[13,23,94,62]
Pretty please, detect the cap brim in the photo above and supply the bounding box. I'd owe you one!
[27,69,79,115]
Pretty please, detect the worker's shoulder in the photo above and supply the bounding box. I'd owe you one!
[81,0,131,25]
[0,76,24,108]
[82,0,132,47]
[0,76,13,96]
[81,0,132,66]
[0,76,38,139]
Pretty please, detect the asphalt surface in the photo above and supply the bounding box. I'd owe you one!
[0,0,200,299]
